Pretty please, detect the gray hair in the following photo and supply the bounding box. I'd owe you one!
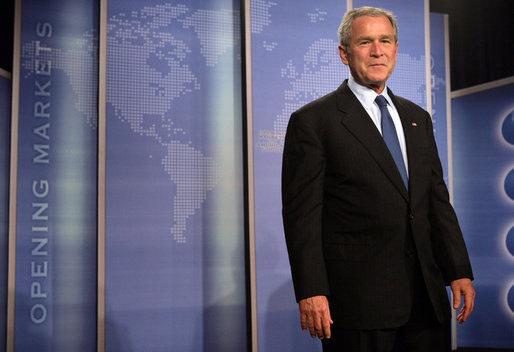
[338,6,398,48]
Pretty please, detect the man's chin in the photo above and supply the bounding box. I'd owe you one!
[366,75,388,85]
[362,79,387,92]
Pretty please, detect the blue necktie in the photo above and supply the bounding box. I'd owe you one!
[375,95,408,189]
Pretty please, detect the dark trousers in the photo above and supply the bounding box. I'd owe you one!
[322,268,451,352]
[321,320,450,352]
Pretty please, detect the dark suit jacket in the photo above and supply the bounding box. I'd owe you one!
[282,80,473,330]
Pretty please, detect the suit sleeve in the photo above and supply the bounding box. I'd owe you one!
[425,113,474,284]
[282,111,331,302]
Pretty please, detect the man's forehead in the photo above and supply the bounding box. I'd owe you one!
[352,15,393,28]
[354,33,396,39]
[351,16,395,37]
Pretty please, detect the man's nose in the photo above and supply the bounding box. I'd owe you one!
[370,41,383,56]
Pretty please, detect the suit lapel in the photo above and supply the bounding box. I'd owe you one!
[336,82,409,201]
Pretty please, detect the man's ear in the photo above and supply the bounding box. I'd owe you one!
[338,45,349,65]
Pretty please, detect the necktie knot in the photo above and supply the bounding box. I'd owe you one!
[375,95,388,109]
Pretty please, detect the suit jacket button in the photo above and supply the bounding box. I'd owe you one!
[409,214,415,220]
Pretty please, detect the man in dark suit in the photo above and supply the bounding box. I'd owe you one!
[282,6,475,351]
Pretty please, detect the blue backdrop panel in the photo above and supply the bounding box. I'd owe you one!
[452,83,514,348]
[105,1,246,351]
[252,1,428,351]
[429,13,449,184]
[0,74,11,352]
[251,1,346,350]
[14,0,98,350]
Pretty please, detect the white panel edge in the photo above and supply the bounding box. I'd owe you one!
[451,76,514,99]
[97,0,108,351]
[244,1,258,351]
[7,0,22,351]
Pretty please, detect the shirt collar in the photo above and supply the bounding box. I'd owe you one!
[348,75,394,108]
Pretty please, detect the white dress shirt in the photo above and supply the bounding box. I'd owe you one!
[347,76,409,177]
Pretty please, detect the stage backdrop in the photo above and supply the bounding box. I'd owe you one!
[430,13,449,185]
[9,0,247,351]
[251,0,443,351]
[251,2,346,350]
[104,1,247,351]
[9,0,503,351]
[13,0,98,350]
[452,81,514,349]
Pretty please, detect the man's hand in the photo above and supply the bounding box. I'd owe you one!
[298,295,333,340]
[450,278,475,324]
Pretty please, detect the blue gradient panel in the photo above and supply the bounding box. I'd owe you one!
[430,13,449,185]
[105,1,246,351]
[251,2,346,350]
[14,0,98,350]
[252,1,427,351]
[0,74,11,351]
[452,83,514,348]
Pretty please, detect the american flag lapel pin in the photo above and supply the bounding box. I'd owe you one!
[411,122,417,127]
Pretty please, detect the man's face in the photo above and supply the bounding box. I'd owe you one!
[339,15,398,93]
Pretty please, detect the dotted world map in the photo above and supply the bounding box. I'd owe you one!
[21,2,274,243]
[21,1,432,244]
